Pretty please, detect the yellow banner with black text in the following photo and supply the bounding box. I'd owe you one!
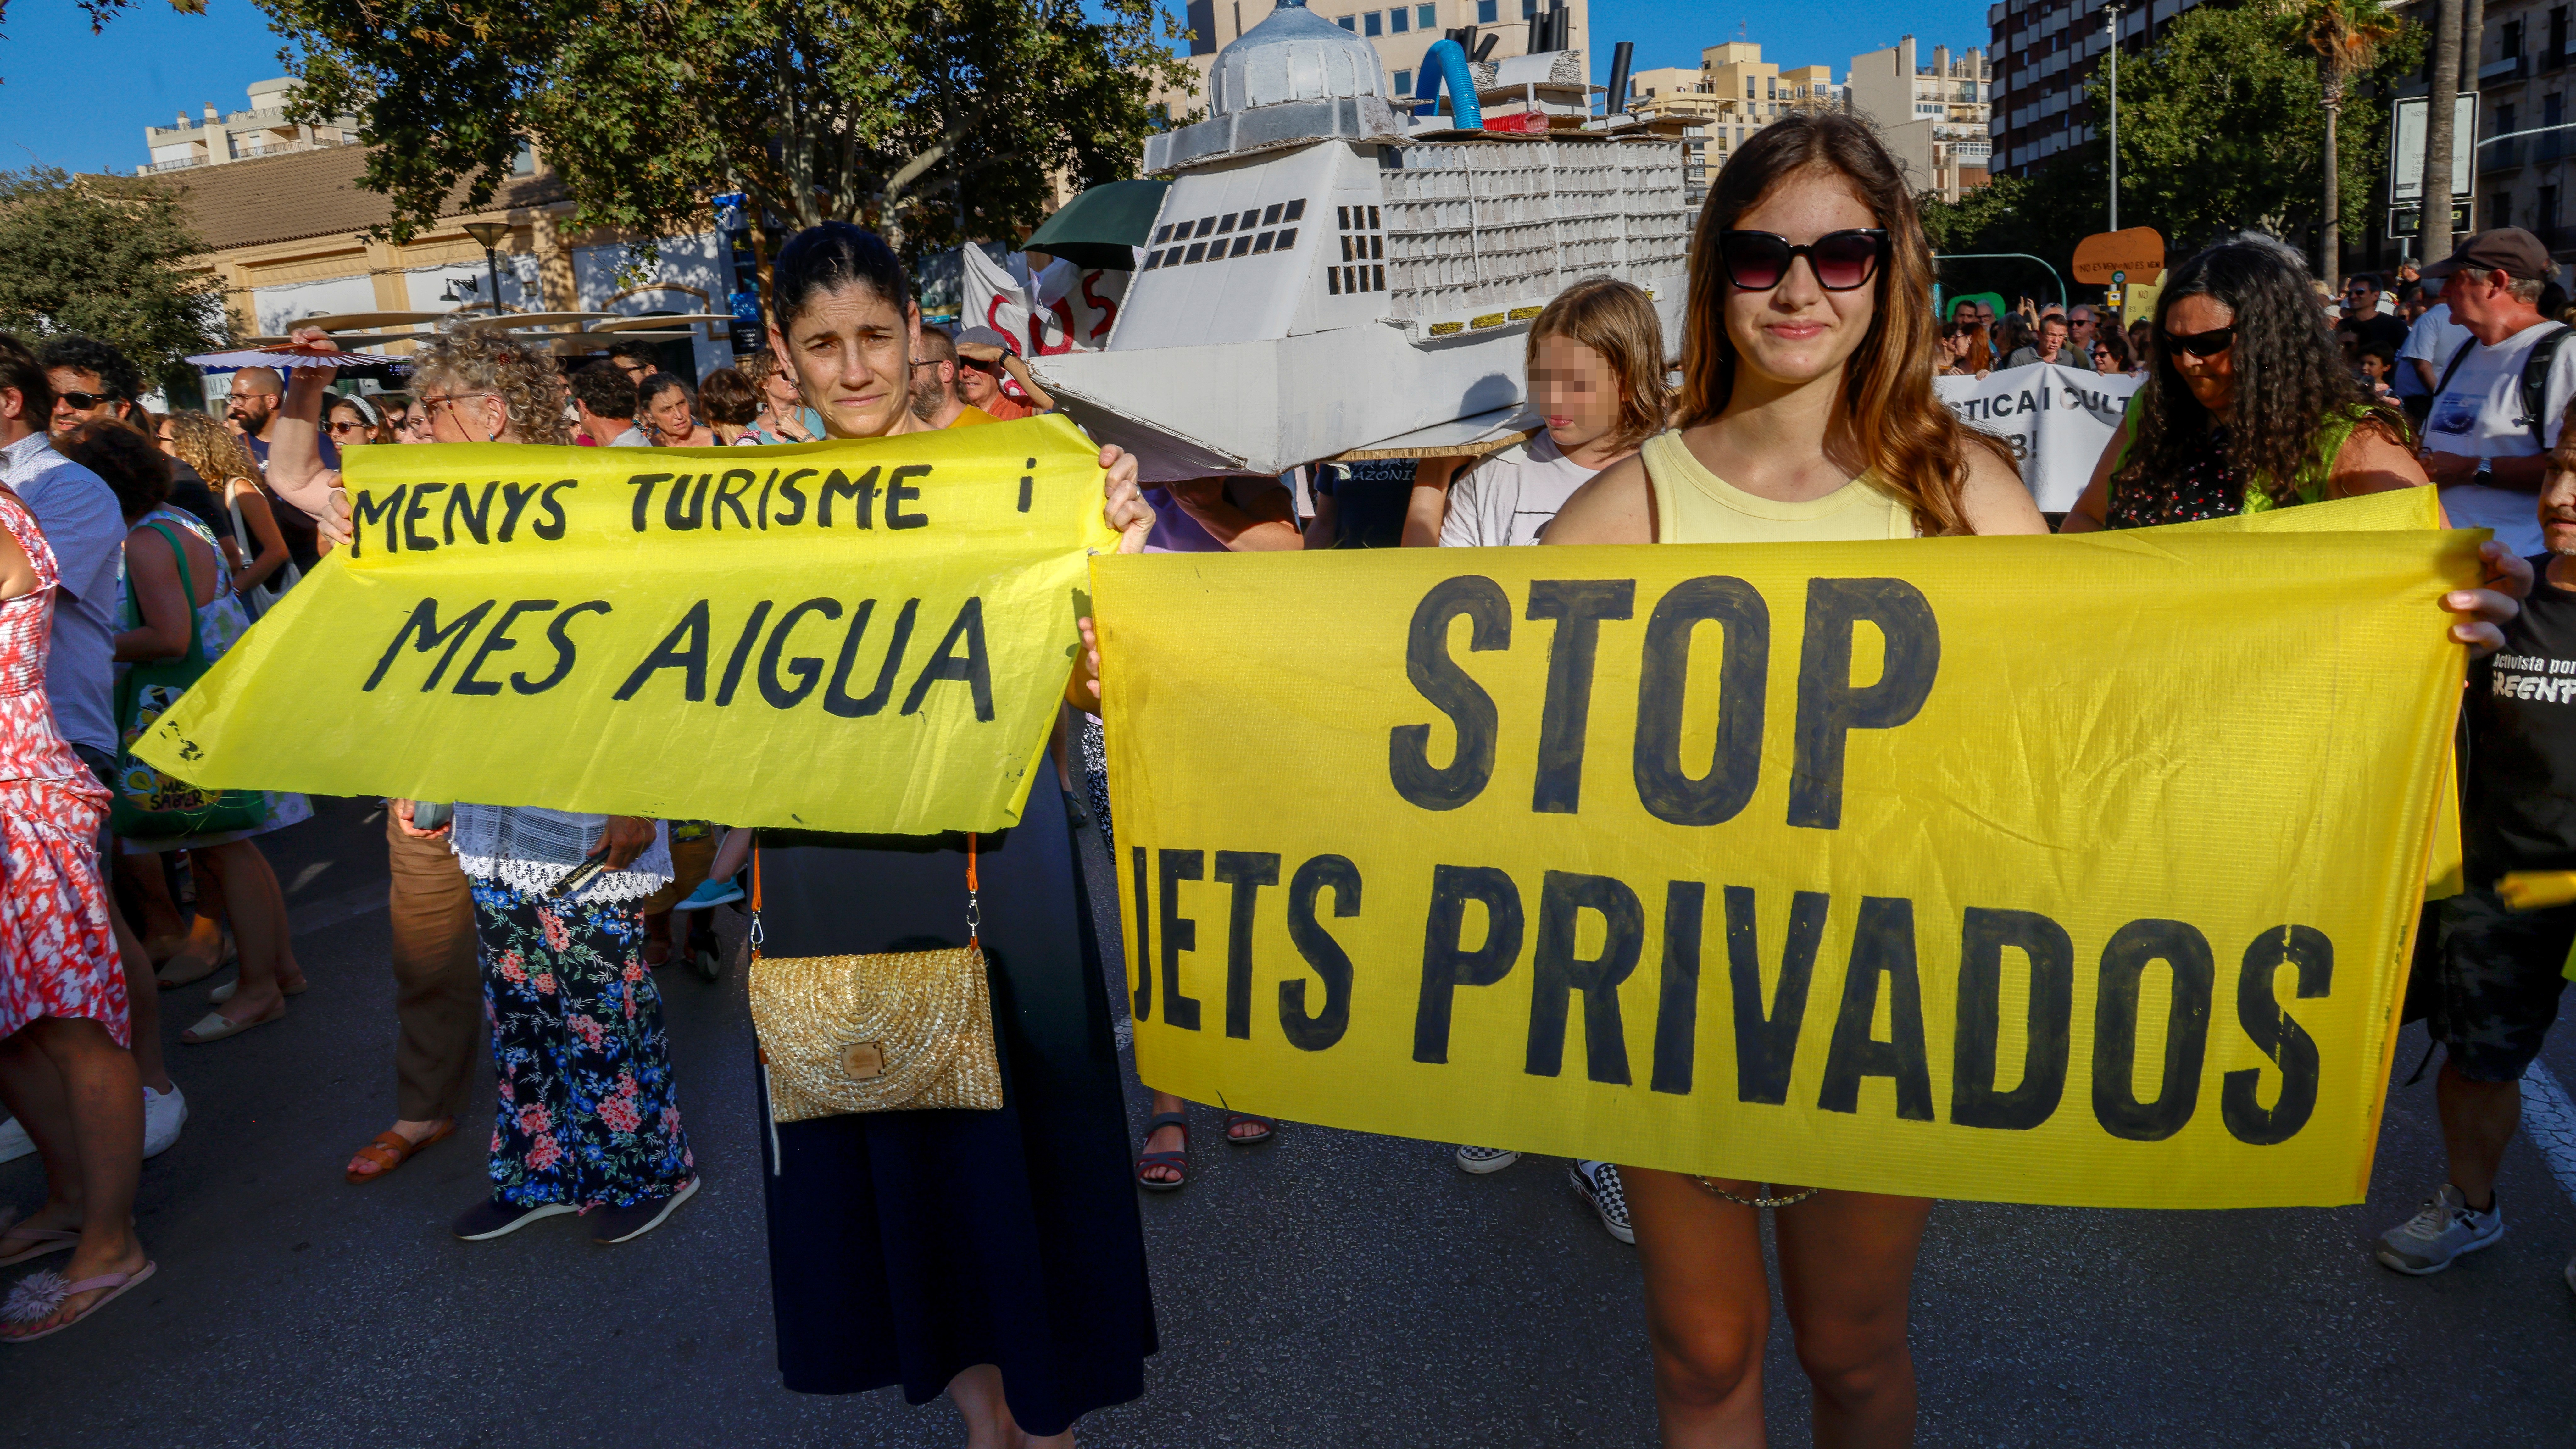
[1096,490,2471,1208]
[136,416,1116,834]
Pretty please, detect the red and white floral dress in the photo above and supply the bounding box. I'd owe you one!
[0,486,124,1046]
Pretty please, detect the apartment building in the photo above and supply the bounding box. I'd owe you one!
[2440,0,2576,256]
[1627,43,1839,177]
[1845,37,1992,200]
[1988,0,2205,177]
[138,77,364,175]
[1177,0,1588,111]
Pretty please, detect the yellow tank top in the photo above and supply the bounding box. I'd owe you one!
[1640,430,1916,543]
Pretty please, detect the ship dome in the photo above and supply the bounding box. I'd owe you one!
[1208,0,1388,117]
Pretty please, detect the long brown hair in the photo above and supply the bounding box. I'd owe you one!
[162,409,260,489]
[1528,276,1672,451]
[1680,113,2008,536]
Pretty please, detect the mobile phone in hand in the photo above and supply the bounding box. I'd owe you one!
[409,801,452,831]
[548,846,614,900]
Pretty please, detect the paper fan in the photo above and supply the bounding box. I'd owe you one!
[187,340,389,368]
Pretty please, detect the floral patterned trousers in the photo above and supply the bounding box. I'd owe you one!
[473,880,694,1209]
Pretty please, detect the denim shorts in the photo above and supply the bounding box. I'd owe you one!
[2430,886,2576,1082]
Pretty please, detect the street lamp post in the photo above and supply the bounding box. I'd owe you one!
[462,220,514,317]
[2106,4,2121,232]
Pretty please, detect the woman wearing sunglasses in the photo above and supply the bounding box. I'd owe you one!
[1544,111,2042,1448]
[325,393,392,448]
[1546,125,2527,1442]
[2061,237,2427,531]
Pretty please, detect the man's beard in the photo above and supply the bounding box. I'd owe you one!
[908,376,947,422]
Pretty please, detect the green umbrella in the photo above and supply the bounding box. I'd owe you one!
[1025,179,1172,270]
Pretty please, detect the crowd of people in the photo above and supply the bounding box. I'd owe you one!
[0,109,2566,1446]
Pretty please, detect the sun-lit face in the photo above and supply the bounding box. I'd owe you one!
[2162,293,2238,416]
[770,284,919,439]
[46,367,117,436]
[326,401,374,447]
[1721,171,1881,393]
[2543,462,2576,557]
[955,358,1003,409]
[644,386,696,442]
[1528,334,1622,457]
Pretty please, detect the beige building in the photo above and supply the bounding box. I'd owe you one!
[155,145,738,383]
[1626,43,1841,176]
[1174,0,1589,114]
[2436,0,2576,255]
[1844,36,1991,200]
[138,77,365,176]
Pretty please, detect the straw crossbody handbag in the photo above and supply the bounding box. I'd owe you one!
[746,836,1003,1123]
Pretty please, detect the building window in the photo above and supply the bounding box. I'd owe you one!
[1395,68,1414,93]
[2490,190,2513,230]
[2545,184,2563,234]
[512,141,536,175]
[1477,0,1495,20]
[1522,0,1536,14]
[2507,18,2525,60]
[1389,6,1408,30]
[1363,9,1381,34]
[1418,3,1436,26]
[1338,13,1355,28]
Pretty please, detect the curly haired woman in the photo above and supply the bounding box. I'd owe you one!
[2062,236,2429,530]
[265,329,698,1240]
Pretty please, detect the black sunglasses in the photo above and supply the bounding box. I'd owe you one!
[54,390,116,410]
[2162,325,2236,358]
[1716,229,1889,292]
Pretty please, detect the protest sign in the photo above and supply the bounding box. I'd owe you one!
[962,245,1130,357]
[1936,361,2142,512]
[1096,490,2468,1208]
[134,418,1115,835]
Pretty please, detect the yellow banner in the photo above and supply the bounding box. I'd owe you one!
[137,417,1115,834]
[1096,491,2472,1208]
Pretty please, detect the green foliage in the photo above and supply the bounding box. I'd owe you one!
[1920,161,2106,306]
[0,167,228,394]
[2096,0,2422,248]
[1919,173,2030,253]
[260,0,1199,263]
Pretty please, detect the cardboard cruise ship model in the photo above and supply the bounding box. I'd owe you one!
[1033,0,1691,481]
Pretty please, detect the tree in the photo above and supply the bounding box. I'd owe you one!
[2099,0,2419,255]
[0,167,228,394]
[2423,0,2461,260]
[260,0,1197,272]
[2292,0,2405,289]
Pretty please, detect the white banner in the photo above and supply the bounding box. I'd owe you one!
[961,247,1131,357]
[1936,362,2142,514]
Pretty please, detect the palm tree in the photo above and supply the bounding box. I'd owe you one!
[2291,0,2406,288]
[2423,0,2463,263]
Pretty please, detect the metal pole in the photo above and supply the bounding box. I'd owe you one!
[486,248,506,316]
[2106,4,2120,231]
[1936,252,2072,309]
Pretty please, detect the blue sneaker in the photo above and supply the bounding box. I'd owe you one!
[671,873,744,912]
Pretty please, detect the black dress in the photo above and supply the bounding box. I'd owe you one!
[752,776,1155,1436]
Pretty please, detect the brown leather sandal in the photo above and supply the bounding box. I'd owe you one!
[345,1119,455,1184]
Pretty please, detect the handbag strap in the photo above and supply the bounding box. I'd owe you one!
[744,831,981,956]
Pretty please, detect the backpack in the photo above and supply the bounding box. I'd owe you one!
[2430,321,2573,449]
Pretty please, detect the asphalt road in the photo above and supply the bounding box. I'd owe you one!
[3,793,2573,1447]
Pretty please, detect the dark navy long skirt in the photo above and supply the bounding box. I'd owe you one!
[753,779,1154,1435]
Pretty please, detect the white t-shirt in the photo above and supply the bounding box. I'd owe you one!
[2397,303,2472,398]
[1438,433,1602,547]
[2422,319,2576,556]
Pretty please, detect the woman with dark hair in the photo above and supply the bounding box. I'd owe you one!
[1939,318,1993,377]
[1540,110,2528,1446]
[2062,236,2428,530]
[752,221,1155,1449]
[2087,323,2135,376]
[695,366,763,444]
[637,372,716,447]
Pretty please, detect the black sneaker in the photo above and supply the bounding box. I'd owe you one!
[451,1198,576,1241]
[590,1177,700,1245]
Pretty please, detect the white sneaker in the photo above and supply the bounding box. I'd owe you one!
[1455,1145,1520,1174]
[142,1083,187,1159]
[0,1115,30,1165]
[2376,1184,2504,1274]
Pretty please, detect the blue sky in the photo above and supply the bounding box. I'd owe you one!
[0,0,1990,178]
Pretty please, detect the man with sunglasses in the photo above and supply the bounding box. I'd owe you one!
[2418,228,2576,557]
[2340,274,2408,353]
[39,336,234,566]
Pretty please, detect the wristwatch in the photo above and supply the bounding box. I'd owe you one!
[2474,457,2494,482]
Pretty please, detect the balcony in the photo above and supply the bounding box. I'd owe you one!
[2483,137,2523,171]
[2539,130,2572,164]
[2481,53,2529,82]
[145,155,206,173]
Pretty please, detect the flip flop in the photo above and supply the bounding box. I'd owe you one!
[209,975,308,1005]
[0,1221,77,1270]
[179,1002,285,1044]
[0,1262,157,1342]
[1136,1111,1189,1192]
[154,930,235,988]
[1223,1113,1277,1145]
[345,1119,455,1185]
